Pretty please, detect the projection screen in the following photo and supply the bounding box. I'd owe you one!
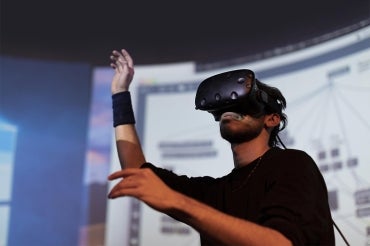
[86,24,370,246]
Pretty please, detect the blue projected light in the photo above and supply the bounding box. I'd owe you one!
[0,119,18,246]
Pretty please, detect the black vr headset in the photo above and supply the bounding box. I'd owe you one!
[195,69,282,121]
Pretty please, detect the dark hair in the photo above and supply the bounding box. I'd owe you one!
[256,80,287,147]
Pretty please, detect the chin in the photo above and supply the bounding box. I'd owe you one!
[220,123,262,144]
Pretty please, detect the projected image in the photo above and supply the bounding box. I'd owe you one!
[1,55,92,246]
[270,61,370,245]
[81,69,115,245]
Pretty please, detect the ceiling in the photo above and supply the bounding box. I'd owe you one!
[1,1,369,66]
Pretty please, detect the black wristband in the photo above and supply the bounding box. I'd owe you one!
[112,91,136,127]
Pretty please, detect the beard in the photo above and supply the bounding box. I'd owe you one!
[220,118,264,144]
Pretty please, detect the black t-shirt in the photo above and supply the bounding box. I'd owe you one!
[141,147,335,245]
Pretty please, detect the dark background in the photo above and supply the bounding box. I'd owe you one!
[1,1,369,66]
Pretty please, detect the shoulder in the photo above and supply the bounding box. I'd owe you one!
[265,147,319,175]
[268,147,315,164]
[270,147,312,158]
[260,148,329,196]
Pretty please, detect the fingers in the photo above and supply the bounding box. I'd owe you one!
[110,49,133,70]
[109,50,124,72]
[107,169,144,199]
[108,168,141,180]
[121,49,134,67]
[108,178,137,199]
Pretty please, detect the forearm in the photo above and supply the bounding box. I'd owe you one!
[115,125,146,169]
[112,89,145,169]
[170,192,292,246]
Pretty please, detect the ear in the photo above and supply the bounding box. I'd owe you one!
[264,113,281,128]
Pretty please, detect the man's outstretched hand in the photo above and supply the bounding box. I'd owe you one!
[108,168,179,213]
[110,49,135,94]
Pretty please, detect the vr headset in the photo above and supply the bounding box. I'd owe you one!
[195,69,282,121]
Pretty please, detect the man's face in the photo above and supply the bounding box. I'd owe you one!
[219,112,265,144]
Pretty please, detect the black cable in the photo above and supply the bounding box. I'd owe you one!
[333,219,350,246]
[277,134,287,149]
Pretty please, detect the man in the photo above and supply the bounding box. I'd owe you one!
[107,49,335,245]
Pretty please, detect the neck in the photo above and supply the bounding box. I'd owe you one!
[231,138,270,168]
